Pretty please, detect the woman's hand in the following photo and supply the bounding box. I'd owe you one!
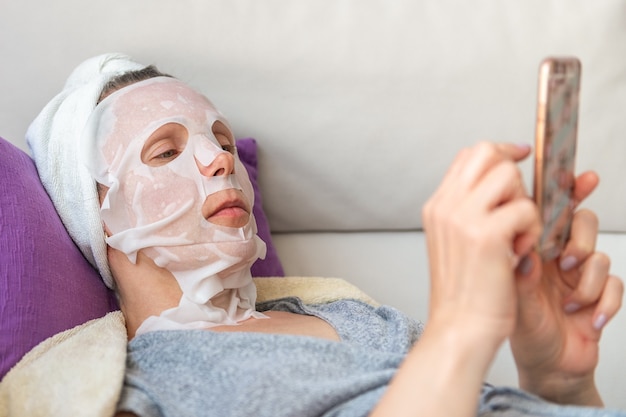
[373,141,542,417]
[422,141,541,354]
[511,171,624,406]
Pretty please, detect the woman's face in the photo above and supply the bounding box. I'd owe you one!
[98,120,250,227]
[83,77,259,271]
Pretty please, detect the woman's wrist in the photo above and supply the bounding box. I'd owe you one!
[421,318,502,380]
[518,371,603,407]
[371,319,503,417]
[426,309,511,362]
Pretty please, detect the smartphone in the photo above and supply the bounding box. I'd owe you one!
[533,57,581,261]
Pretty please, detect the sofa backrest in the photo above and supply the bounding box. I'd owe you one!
[1,0,625,232]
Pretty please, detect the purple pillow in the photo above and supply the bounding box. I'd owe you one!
[0,137,118,379]
[236,138,285,277]
[0,136,283,380]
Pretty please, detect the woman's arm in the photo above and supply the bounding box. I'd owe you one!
[371,314,502,417]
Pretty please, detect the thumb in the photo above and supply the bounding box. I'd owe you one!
[514,252,544,325]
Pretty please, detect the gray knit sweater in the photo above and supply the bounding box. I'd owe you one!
[117,298,625,417]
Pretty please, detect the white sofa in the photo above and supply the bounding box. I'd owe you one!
[1,0,625,409]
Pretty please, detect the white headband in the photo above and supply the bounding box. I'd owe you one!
[27,53,146,288]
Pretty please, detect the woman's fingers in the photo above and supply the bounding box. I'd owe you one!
[437,142,531,194]
[425,142,540,269]
[466,155,539,260]
[590,275,624,330]
[561,251,623,331]
[469,159,529,209]
[559,209,599,272]
[562,252,611,309]
[456,142,531,187]
[433,142,533,214]
[572,171,599,205]
[491,197,542,258]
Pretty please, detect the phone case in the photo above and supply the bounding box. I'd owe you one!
[533,57,581,260]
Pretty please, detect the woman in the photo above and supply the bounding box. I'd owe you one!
[27,53,624,417]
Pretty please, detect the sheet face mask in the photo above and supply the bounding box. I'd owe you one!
[82,77,267,334]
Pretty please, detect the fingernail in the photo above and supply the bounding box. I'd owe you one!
[517,255,533,276]
[516,143,531,151]
[560,256,577,271]
[564,302,581,314]
[593,314,607,330]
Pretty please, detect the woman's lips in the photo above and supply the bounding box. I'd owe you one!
[211,203,247,218]
[202,189,250,227]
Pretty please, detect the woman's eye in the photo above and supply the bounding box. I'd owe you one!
[141,122,190,166]
[221,144,236,154]
[155,149,179,160]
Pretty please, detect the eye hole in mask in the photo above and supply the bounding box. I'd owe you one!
[211,120,237,156]
[141,121,236,167]
[141,122,189,166]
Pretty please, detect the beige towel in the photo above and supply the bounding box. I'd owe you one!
[0,277,377,417]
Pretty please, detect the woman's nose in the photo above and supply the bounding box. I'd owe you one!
[195,151,235,177]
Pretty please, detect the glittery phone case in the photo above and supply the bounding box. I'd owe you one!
[533,57,581,260]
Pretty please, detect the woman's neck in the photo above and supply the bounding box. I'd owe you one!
[108,248,183,339]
